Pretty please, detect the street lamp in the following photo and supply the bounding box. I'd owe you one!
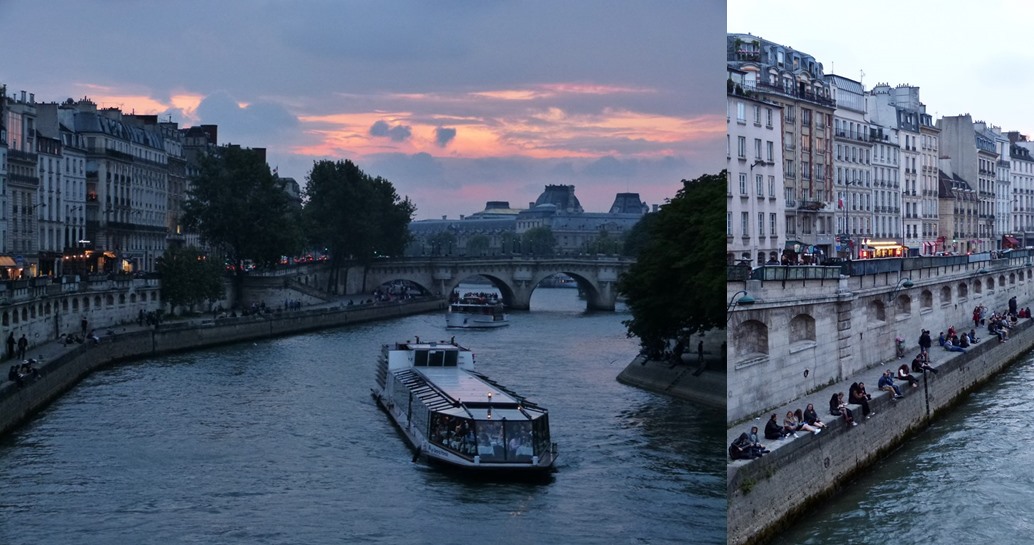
[727,290,756,321]
[887,277,914,301]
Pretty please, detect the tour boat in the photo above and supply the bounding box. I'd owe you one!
[446,292,509,329]
[372,338,556,474]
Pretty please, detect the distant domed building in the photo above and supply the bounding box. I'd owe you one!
[405,185,651,257]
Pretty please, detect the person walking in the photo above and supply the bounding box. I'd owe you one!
[5,332,14,360]
[16,334,28,360]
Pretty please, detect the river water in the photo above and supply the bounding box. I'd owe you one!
[0,288,725,545]
[768,350,1034,545]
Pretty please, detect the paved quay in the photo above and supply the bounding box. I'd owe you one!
[727,316,1034,545]
[617,355,725,409]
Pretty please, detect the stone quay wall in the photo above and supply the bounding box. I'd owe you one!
[727,259,1034,424]
[0,298,446,438]
[727,316,1034,545]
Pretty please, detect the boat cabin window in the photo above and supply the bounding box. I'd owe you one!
[414,349,458,367]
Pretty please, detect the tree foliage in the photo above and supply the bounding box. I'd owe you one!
[302,159,416,288]
[521,226,556,256]
[583,229,624,256]
[617,171,726,355]
[182,145,304,291]
[464,234,491,256]
[156,245,225,314]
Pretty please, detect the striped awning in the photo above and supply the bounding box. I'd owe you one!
[0,256,16,267]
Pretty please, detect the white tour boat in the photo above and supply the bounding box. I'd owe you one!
[372,338,556,474]
[446,292,509,329]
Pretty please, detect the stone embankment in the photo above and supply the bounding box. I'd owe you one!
[726,317,1034,545]
[617,356,724,408]
[0,298,446,437]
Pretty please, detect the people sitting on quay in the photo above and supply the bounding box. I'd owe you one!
[911,352,939,375]
[943,334,966,353]
[897,363,920,388]
[765,413,789,440]
[848,382,873,419]
[829,392,857,426]
[8,364,23,387]
[969,329,981,344]
[802,403,826,430]
[729,426,770,460]
[783,410,821,437]
[878,370,904,399]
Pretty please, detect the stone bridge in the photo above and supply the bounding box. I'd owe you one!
[366,256,634,310]
[279,256,635,311]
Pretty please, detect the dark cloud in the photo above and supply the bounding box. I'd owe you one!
[194,91,299,147]
[434,127,457,147]
[370,120,412,142]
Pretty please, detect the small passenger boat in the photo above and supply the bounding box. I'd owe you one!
[446,292,509,329]
[372,337,556,474]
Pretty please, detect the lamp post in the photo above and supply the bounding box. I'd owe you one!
[887,277,914,301]
[727,290,756,322]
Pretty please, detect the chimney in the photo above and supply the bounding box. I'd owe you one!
[459,215,465,220]
[20,90,26,102]
[653,204,659,212]
[29,93,33,103]
[442,215,447,220]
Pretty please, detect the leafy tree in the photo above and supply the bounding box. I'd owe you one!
[156,245,225,314]
[182,145,303,304]
[302,159,416,291]
[617,171,725,357]
[427,231,457,256]
[584,229,624,255]
[500,231,520,254]
[521,226,556,256]
[465,234,490,256]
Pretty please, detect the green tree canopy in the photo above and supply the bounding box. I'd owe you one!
[182,146,304,303]
[302,159,416,289]
[156,245,225,314]
[464,234,490,256]
[584,229,624,256]
[617,171,725,356]
[521,226,556,256]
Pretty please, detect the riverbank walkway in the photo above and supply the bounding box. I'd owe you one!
[0,292,391,399]
[726,333,987,462]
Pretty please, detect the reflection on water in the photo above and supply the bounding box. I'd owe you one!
[0,288,724,545]
[769,353,1034,545]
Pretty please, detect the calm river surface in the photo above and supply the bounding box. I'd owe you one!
[769,350,1034,545]
[0,288,724,545]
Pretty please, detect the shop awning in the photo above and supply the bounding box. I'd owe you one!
[0,256,16,267]
[1003,236,1021,248]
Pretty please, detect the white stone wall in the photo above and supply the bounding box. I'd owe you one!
[728,260,1034,423]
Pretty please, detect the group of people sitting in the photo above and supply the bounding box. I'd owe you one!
[7,359,40,387]
[729,405,827,460]
[731,297,1033,462]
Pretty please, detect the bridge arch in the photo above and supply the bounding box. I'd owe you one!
[358,257,633,311]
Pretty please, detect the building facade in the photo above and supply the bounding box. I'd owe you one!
[727,66,786,265]
[728,33,836,262]
[827,75,872,258]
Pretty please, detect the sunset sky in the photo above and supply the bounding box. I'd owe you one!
[1,1,725,219]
